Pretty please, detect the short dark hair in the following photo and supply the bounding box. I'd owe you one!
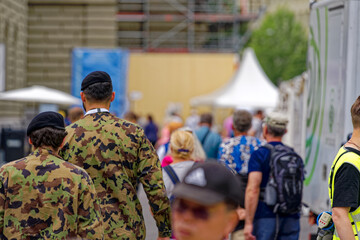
[351,96,360,128]
[83,82,113,102]
[29,127,67,149]
[233,110,252,132]
[200,113,213,125]
[267,124,286,137]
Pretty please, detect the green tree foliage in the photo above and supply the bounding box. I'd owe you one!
[248,8,307,85]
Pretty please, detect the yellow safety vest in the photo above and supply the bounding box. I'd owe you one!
[329,147,360,239]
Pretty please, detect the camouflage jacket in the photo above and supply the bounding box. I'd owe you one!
[0,147,103,240]
[60,112,171,239]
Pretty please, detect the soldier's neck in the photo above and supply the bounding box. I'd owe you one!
[34,145,59,154]
[84,102,110,112]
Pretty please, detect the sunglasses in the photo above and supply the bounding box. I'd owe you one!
[173,199,210,220]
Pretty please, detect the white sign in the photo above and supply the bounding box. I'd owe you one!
[0,44,5,92]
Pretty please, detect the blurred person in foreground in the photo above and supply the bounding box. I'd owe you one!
[0,111,102,239]
[60,71,171,239]
[162,130,196,199]
[68,106,84,123]
[195,113,222,160]
[171,162,241,240]
[329,96,360,239]
[218,110,263,240]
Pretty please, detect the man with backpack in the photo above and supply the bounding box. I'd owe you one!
[244,112,304,240]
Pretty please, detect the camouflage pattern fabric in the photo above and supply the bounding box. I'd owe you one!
[0,147,103,239]
[60,112,171,239]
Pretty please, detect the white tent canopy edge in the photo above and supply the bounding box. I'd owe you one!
[190,48,279,110]
[0,85,81,105]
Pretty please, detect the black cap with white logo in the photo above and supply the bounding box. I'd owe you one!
[172,162,241,205]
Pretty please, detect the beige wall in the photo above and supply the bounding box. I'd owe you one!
[128,53,237,125]
[0,0,28,119]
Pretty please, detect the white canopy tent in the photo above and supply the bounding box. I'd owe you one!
[0,85,81,105]
[191,48,279,110]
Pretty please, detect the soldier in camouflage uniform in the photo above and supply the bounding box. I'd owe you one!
[60,71,171,240]
[0,111,103,239]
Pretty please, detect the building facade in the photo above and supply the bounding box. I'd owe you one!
[27,0,117,92]
[0,0,117,126]
[0,0,28,123]
[0,0,309,127]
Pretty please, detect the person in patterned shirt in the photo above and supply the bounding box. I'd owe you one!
[218,110,263,240]
[60,71,171,240]
[0,111,103,239]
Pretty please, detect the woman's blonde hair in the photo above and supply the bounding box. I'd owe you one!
[170,130,194,159]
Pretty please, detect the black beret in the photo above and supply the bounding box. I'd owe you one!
[81,71,112,91]
[27,111,65,136]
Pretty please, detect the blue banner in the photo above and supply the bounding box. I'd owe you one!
[72,48,129,117]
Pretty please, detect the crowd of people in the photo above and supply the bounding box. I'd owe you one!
[9,69,360,240]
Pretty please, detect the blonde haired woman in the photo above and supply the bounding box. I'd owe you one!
[163,130,196,199]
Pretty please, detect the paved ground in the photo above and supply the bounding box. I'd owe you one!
[138,184,158,239]
[138,184,318,240]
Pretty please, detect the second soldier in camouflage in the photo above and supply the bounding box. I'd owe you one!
[0,111,103,239]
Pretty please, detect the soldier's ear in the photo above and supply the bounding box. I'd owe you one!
[28,138,33,145]
[80,92,86,102]
[111,92,115,102]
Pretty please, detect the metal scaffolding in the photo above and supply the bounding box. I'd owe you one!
[117,0,264,52]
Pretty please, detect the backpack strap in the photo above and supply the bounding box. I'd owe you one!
[260,144,275,199]
[200,128,211,145]
[164,142,170,155]
[263,144,275,169]
[164,165,180,185]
